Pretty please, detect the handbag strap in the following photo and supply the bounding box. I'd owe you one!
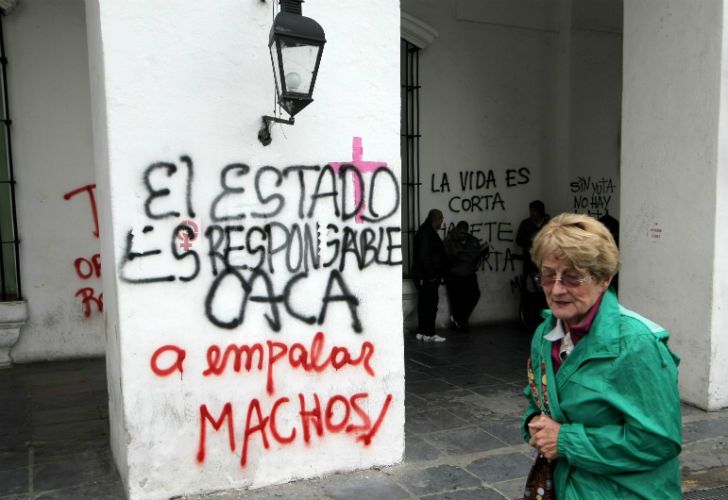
[527,357,551,416]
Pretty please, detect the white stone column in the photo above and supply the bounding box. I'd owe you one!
[84,1,404,498]
[621,0,728,410]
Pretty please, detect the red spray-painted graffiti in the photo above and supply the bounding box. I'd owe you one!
[74,286,103,318]
[150,344,187,376]
[74,254,101,279]
[197,391,393,466]
[202,331,375,395]
[63,184,103,317]
[63,183,100,238]
[149,331,392,467]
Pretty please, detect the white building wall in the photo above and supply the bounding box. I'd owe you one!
[540,1,623,219]
[85,1,404,498]
[403,0,552,325]
[621,0,726,409]
[558,27,622,218]
[85,0,127,482]
[714,0,728,408]
[5,0,103,362]
[540,1,622,226]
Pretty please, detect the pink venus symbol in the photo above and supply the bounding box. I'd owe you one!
[329,137,389,223]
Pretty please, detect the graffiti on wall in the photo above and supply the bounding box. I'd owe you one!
[63,183,103,317]
[123,137,399,466]
[119,140,401,333]
[570,176,616,217]
[151,332,391,466]
[430,167,531,272]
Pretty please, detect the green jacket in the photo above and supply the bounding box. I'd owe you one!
[521,289,682,499]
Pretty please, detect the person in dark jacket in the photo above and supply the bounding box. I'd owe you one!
[413,209,449,339]
[516,200,549,280]
[444,221,489,332]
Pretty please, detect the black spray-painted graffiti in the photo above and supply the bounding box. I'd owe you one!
[570,176,616,217]
[120,142,400,334]
[430,168,532,273]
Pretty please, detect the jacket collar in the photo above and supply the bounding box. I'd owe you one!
[540,288,621,391]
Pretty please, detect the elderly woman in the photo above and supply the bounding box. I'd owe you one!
[522,213,681,499]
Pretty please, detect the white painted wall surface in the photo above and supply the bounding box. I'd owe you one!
[5,0,103,361]
[557,29,622,218]
[85,0,127,483]
[712,0,728,409]
[402,0,622,327]
[621,0,725,409]
[85,1,403,498]
[540,2,622,226]
[403,0,552,325]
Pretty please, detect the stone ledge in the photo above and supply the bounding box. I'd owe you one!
[0,300,28,368]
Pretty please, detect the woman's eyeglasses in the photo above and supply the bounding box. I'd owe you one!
[535,272,593,288]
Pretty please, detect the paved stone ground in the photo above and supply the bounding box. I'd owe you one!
[1,322,728,499]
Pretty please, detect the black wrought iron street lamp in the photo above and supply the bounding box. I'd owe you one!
[258,0,326,145]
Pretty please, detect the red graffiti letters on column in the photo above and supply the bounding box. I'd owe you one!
[63,183,103,317]
[150,331,392,466]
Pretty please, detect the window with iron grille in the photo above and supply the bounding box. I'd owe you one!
[0,15,21,301]
[400,38,421,278]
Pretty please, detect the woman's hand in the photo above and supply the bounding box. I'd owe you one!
[528,414,561,460]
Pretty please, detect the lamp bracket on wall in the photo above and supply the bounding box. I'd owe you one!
[258,115,295,146]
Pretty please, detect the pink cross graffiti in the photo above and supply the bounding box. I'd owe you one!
[329,137,388,223]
